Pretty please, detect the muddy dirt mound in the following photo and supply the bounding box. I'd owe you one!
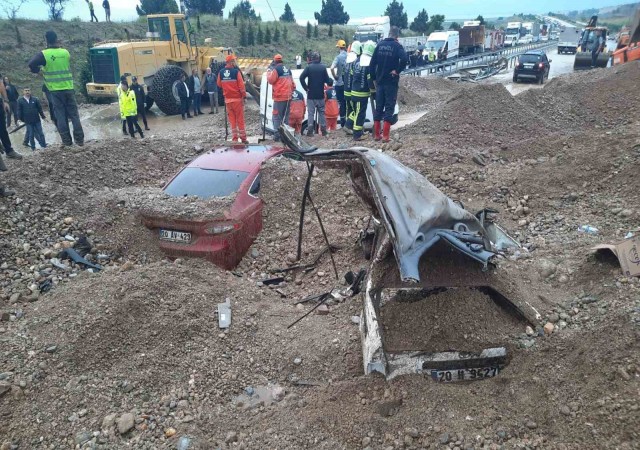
[398,76,458,110]
[518,61,640,129]
[405,83,556,147]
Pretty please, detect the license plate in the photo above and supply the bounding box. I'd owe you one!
[430,366,499,382]
[159,229,192,243]
[524,63,534,69]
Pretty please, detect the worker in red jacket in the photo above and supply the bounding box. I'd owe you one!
[266,54,295,141]
[324,80,339,131]
[288,89,306,134]
[217,54,248,144]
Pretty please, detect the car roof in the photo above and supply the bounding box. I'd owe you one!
[187,145,286,172]
[523,50,545,56]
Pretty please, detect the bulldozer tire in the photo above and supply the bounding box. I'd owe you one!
[145,95,154,111]
[151,65,186,116]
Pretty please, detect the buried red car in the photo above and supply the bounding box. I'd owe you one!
[141,144,286,269]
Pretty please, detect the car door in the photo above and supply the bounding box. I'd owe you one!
[542,54,550,78]
[245,173,263,240]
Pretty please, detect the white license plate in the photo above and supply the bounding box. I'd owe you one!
[159,229,192,243]
[524,63,534,69]
[431,366,499,382]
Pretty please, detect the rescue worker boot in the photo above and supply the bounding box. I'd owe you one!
[0,155,7,172]
[353,131,364,141]
[0,185,15,197]
[5,149,23,160]
[373,121,382,142]
[306,128,314,137]
[321,127,328,137]
[382,122,391,143]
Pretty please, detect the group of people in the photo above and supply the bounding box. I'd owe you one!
[86,0,110,22]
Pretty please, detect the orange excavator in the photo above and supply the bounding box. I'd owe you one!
[612,7,640,65]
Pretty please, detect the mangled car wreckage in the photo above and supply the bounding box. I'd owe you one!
[280,125,541,381]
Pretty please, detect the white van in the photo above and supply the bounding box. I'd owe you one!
[258,68,399,135]
[426,31,460,60]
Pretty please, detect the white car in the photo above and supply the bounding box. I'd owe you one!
[520,35,534,45]
[258,68,399,134]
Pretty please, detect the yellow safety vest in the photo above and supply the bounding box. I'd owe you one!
[41,48,74,91]
[119,90,137,117]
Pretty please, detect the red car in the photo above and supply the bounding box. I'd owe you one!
[142,144,286,269]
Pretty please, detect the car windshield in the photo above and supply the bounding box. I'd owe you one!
[164,167,249,199]
[505,28,520,34]
[427,40,445,50]
[520,54,542,63]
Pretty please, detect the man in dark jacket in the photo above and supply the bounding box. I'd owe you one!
[3,77,19,127]
[368,26,408,142]
[0,72,21,197]
[299,51,332,136]
[176,73,191,120]
[130,76,150,130]
[17,87,47,150]
[186,71,196,116]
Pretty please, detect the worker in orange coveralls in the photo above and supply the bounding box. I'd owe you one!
[217,54,248,144]
[324,79,339,131]
[288,89,306,134]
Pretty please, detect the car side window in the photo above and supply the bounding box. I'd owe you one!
[249,174,261,196]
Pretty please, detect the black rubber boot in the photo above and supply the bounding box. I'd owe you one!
[5,149,23,160]
[321,127,328,137]
[0,155,7,172]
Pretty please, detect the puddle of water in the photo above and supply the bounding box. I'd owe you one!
[232,384,285,410]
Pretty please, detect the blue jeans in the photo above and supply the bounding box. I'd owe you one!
[374,84,398,123]
[335,85,345,125]
[193,93,202,113]
[26,122,46,149]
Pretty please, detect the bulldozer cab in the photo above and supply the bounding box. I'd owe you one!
[147,14,196,63]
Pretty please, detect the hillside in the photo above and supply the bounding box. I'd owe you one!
[0,15,354,102]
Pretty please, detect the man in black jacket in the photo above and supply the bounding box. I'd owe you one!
[130,76,150,130]
[369,26,408,142]
[0,72,21,197]
[299,51,332,137]
[186,71,196,116]
[17,87,47,150]
[176,74,191,120]
[3,77,19,127]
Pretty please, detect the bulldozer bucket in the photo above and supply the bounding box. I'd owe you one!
[236,57,273,87]
[574,51,595,69]
[596,52,610,68]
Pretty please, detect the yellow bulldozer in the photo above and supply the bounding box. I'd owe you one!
[86,14,270,115]
[573,15,610,69]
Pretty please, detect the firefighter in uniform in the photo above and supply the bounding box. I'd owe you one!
[217,54,248,144]
[348,42,370,141]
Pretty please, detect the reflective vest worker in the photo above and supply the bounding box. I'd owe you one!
[342,41,360,134]
[348,42,370,141]
[119,81,143,138]
[288,89,306,134]
[267,54,295,141]
[28,30,85,146]
[217,54,248,144]
[324,82,339,131]
[428,48,436,63]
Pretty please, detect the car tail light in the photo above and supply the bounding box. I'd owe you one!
[206,221,240,235]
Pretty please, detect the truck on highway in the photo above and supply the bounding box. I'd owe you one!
[522,22,541,42]
[353,16,390,43]
[459,20,485,55]
[504,22,523,47]
[557,26,580,54]
[484,29,505,51]
[540,23,551,41]
[426,30,460,60]
[398,35,427,53]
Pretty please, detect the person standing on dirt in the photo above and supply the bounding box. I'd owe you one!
[176,73,191,120]
[87,0,99,22]
[330,40,348,127]
[203,67,218,114]
[295,55,302,69]
[347,42,371,141]
[28,31,85,146]
[116,75,128,135]
[300,51,332,137]
[130,76,150,131]
[288,88,305,134]
[190,68,203,116]
[591,30,605,67]
[217,54,248,144]
[369,26,407,143]
[17,87,47,150]
[324,79,339,131]
[119,81,144,138]
[102,0,110,22]
[0,72,22,197]
[3,77,19,128]
[267,54,295,142]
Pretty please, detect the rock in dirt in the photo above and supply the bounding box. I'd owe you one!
[116,413,135,434]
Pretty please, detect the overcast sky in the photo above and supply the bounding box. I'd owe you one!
[15,0,629,23]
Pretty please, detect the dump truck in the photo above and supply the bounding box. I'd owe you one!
[558,26,580,54]
[574,16,610,69]
[86,13,270,115]
[353,16,390,43]
[612,7,640,65]
[459,21,485,55]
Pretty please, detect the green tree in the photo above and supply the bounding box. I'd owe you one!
[256,25,264,44]
[273,26,280,42]
[306,21,312,38]
[475,14,485,25]
[279,2,295,22]
[239,21,247,46]
[313,24,319,38]
[184,0,225,15]
[43,0,70,20]
[314,0,349,25]
[233,12,237,26]
[384,0,408,30]
[265,26,271,43]
[247,23,255,45]
[328,23,333,37]
[230,0,260,21]
[139,0,178,15]
[449,21,461,30]
[426,14,445,34]
[409,8,428,33]
[282,26,288,41]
